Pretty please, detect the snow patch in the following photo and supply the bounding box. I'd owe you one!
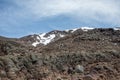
[32,41,40,47]
[114,27,120,30]
[60,34,65,37]
[40,34,56,45]
[81,27,94,31]
[65,29,70,32]
[36,36,40,40]
[65,28,79,33]
[32,33,56,47]
[71,28,79,33]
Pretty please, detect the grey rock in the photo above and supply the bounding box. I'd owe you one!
[75,65,84,73]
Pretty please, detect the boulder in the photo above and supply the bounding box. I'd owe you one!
[75,65,84,73]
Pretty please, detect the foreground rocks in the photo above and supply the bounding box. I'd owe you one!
[0,51,119,80]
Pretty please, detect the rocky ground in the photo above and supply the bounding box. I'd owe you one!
[0,28,120,80]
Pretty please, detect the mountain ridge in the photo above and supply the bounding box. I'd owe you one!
[18,27,120,47]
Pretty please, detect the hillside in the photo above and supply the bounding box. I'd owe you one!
[0,28,120,80]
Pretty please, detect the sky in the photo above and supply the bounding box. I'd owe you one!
[0,0,120,38]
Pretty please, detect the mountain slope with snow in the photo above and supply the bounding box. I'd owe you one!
[19,30,68,47]
[0,27,120,80]
[20,27,95,47]
[19,27,120,47]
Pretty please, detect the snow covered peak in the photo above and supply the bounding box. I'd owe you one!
[22,27,95,47]
[21,27,119,47]
[81,27,94,31]
[19,26,120,48]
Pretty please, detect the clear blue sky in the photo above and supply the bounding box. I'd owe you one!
[0,0,120,38]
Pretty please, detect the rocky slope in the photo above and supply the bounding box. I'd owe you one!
[19,27,95,47]
[0,27,120,80]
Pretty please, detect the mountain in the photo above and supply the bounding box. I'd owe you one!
[0,27,120,80]
[19,30,68,47]
[19,27,95,47]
